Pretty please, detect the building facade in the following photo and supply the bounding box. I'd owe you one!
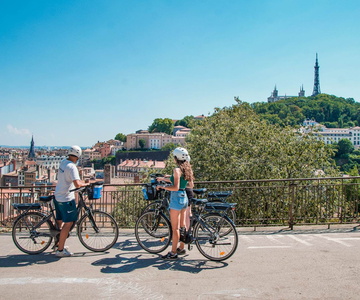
[126,132,187,150]
[302,120,360,146]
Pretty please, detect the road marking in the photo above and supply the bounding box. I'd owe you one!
[287,235,312,246]
[266,235,285,244]
[240,236,255,243]
[319,236,352,247]
[248,246,291,249]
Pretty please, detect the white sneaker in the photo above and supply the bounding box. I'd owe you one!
[55,248,73,257]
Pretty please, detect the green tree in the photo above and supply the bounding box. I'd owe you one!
[175,115,194,128]
[161,143,177,151]
[114,133,127,142]
[148,118,174,135]
[336,139,354,158]
[252,94,360,129]
[187,100,338,181]
[139,139,146,149]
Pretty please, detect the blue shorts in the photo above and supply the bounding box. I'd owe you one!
[169,190,188,211]
[53,198,78,223]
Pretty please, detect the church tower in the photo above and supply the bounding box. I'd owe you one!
[28,135,36,160]
[312,53,321,96]
[298,85,305,97]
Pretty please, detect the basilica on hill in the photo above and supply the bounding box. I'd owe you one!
[267,54,321,103]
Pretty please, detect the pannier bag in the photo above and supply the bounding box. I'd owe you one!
[88,185,103,200]
[142,183,158,200]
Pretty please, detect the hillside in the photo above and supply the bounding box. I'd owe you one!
[250,94,359,128]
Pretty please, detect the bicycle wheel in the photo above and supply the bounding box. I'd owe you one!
[141,200,161,214]
[12,212,53,255]
[194,213,238,261]
[135,210,171,254]
[207,201,237,236]
[77,210,119,252]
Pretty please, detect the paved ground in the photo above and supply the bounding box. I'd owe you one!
[1,224,360,300]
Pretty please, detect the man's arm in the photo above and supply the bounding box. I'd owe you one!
[73,179,87,188]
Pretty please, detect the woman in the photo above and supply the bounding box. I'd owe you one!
[156,147,194,260]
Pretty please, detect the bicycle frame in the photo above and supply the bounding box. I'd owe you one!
[14,188,99,240]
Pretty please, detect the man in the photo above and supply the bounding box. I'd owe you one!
[54,145,87,257]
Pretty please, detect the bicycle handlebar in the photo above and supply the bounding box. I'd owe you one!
[69,182,104,193]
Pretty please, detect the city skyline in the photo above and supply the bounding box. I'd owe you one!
[1,0,360,146]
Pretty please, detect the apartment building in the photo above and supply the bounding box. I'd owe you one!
[302,119,360,146]
[117,159,165,180]
[82,148,101,161]
[36,155,66,169]
[126,131,187,150]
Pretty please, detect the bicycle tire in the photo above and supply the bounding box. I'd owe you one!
[12,212,53,255]
[194,213,238,261]
[135,210,171,254]
[77,210,119,252]
[141,200,161,214]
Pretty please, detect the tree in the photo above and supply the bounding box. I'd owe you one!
[175,115,194,128]
[186,100,338,181]
[336,139,354,158]
[148,118,174,135]
[161,143,177,151]
[139,139,146,149]
[114,133,127,142]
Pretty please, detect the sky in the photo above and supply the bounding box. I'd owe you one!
[1,0,360,147]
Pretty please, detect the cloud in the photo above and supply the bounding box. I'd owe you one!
[6,124,31,136]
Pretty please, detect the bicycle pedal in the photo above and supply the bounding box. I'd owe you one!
[188,244,193,251]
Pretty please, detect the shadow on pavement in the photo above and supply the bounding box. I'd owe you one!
[0,253,59,267]
[0,251,109,268]
[93,252,228,274]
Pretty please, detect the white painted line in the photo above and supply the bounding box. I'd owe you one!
[319,236,352,247]
[266,235,285,244]
[287,235,312,246]
[240,236,255,243]
[248,246,291,249]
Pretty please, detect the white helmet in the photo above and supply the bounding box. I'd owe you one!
[173,147,190,162]
[68,145,82,158]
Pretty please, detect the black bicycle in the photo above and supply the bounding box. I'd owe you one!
[135,182,238,261]
[141,174,236,224]
[12,182,119,255]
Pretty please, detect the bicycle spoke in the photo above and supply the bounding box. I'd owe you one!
[12,212,53,255]
[77,211,119,252]
[194,214,238,261]
[135,211,171,254]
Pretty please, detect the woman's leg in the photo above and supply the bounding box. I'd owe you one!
[179,206,191,250]
[169,209,181,254]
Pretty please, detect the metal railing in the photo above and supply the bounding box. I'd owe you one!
[1,177,359,229]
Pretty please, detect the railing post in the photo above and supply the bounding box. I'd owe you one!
[288,182,296,230]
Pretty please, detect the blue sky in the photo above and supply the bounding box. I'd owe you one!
[1,0,359,147]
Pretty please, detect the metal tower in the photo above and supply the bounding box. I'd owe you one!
[312,53,321,96]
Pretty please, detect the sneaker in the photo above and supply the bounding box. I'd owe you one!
[177,247,186,255]
[55,248,73,257]
[161,252,178,260]
[53,245,69,252]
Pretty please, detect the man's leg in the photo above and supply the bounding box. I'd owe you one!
[57,221,73,251]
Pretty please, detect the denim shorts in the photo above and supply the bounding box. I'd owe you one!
[53,198,78,223]
[169,190,188,211]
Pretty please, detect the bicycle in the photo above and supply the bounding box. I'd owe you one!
[141,174,236,223]
[12,182,119,255]
[135,182,238,261]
